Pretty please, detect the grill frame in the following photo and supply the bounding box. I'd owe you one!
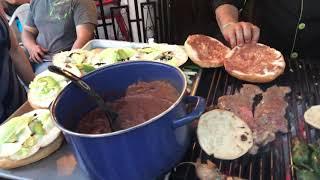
[169,59,320,180]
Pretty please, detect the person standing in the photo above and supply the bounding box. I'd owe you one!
[213,0,320,59]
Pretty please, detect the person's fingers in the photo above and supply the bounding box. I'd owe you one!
[29,55,36,62]
[241,23,252,43]
[30,54,38,62]
[228,30,237,48]
[38,49,45,58]
[251,25,260,43]
[35,57,43,63]
[34,52,42,62]
[40,47,48,52]
[235,25,245,46]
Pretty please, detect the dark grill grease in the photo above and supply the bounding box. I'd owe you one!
[76,81,180,134]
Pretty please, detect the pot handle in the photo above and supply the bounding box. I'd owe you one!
[172,96,206,129]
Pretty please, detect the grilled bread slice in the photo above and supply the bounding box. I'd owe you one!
[197,109,253,160]
[184,34,230,68]
[224,43,285,83]
[304,105,320,130]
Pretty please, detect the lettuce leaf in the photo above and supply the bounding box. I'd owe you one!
[0,116,31,144]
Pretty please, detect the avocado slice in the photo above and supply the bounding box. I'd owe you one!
[0,116,31,144]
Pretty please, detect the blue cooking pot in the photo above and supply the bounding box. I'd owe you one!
[51,61,205,180]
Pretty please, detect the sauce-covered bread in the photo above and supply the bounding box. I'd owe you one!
[224,43,285,83]
[184,34,230,68]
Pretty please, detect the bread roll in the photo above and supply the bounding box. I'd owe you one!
[197,109,253,160]
[224,43,285,83]
[184,34,230,68]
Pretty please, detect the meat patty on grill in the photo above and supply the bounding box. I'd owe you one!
[218,84,262,130]
[253,86,291,145]
[217,84,290,154]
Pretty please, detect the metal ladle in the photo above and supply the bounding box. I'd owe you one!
[48,65,118,132]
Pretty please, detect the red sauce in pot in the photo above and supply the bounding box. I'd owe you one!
[76,80,180,134]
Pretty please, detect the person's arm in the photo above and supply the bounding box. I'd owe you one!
[72,23,95,49]
[71,0,97,49]
[214,3,260,47]
[5,0,30,5]
[22,25,47,63]
[9,26,35,85]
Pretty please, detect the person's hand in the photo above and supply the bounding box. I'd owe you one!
[28,44,48,63]
[221,22,260,48]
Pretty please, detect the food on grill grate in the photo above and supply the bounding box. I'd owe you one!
[184,34,231,68]
[218,84,290,154]
[197,109,253,160]
[224,43,285,83]
[178,159,246,180]
[253,86,291,147]
[292,138,320,180]
[304,105,320,129]
[218,84,262,129]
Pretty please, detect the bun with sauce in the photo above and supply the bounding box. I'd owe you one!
[224,43,285,83]
[184,34,230,68]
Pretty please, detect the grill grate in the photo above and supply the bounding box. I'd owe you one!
[169,59,320,180]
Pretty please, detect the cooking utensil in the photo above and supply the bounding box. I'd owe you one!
[50,61,205,180]
[48,65,117,132]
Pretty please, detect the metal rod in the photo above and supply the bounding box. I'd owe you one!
[97,0,109,39]
[158,0,163,42]
[110,7,118,40]
[151,2,159,42]
[125,5,133,42]
[140,3,147,43]
[133,0,142,42]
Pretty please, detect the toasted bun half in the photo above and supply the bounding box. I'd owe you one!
[224,43,285,83]
[184,34,230,68]
[0,134,63,169]
[197,109,253,160]
[304,105,320,129]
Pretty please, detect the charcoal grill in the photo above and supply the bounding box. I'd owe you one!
[168,59,320,180]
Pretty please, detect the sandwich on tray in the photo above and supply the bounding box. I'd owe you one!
[130,43,189,67]
[28,70,68,109]
[0,109,63,169]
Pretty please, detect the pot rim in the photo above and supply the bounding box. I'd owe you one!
[50,61,187,138]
